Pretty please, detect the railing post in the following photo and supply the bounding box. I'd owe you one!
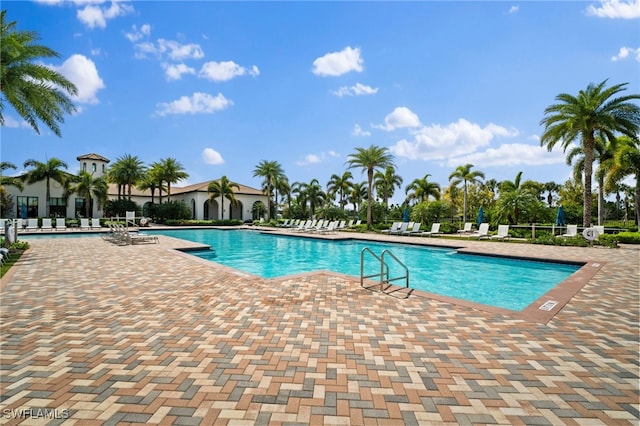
[531,223,535,239]
[380,256,385,292]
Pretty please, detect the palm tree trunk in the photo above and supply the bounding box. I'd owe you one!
[45,177,51,217]
[635,176,640,228]
[463,181,468,223]
[366,169,373,230]
[598,176,605,226]
[220,196,224,221]
[583,136,594,227]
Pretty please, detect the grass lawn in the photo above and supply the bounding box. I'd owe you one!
[1,251,24,278]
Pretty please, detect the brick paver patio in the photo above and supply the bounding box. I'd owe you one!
[1,228,638,425]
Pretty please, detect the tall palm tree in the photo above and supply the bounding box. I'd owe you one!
[543,181,561,207]
[604,136,640,227]
[252,160,284,221]
[302,179,325,218]
[109,154,146,201]
[346,145,394,230]
[540,80,640,227]
[74,170,108,218]
[374,166,403,209]
[137,165,164,205]
[496,171,538,224]
[405,173,440,205]
[157,157,188,202]
[23,157,68,217]
[448,163,485,222]
[0,10,77,136]
[327,171,354,211]
[276,178,291,218]
[208,176,239,220]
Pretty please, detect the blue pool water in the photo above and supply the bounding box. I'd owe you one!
[151,229,580,311]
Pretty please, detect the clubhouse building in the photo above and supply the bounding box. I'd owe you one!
[4,153,268,222]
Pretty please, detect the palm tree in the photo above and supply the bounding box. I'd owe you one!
[346,145,394,230]
[157,157,188,201]
[327,171,354,211]
[109,154,146,201]
[137,164,164,205]
[540,80,640,227]
[252,160,284,221]
[0,10,77,137]
[349,182,367,215]
[374,166,403,209]
[543,181,561,207]
[448,163,485,223]
[208,176,239,220]
[0,161,23,191]
[604,136,640,227]
[23,157,68,217]
[405,174,440,205]
[74,170,108,218]
[496,171,538,224]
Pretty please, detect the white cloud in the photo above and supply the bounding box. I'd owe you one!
[2,116,31,129]
[446,143,567,168]
[312,46,363,77]
[373,106,421,131]
[77,1,134,29]
[52,54,105,104]
[509,5,519,13]
[611,46,640,61]
[202,148,225,165]
[586,0,640,19]
[352,124,371,137]
[199,61,260,82]
[163,63,196,81]
[132,38,204,61]
[296,151,340,166]
[332,83,378,97]
[155,92,233,116]
[389,118,519,161]
[125,24,151,42]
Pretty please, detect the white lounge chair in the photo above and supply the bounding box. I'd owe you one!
[41,218,53,231]
[402,222,422,236]
[391,222,409,235]
[490,224,510,240]
[593,225,605,239]
[420,223,442,237]
[317,221,338,234]
[0,219,6,234]
[561,224,578,239]
[457,222,473,234]
[55,218,67,231]
[80,218,90,230]
[91,218,101,229]
[470,223,490,239]
[380,222,401,234]
[26,218,39,231]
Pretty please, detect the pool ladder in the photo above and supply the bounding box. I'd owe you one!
[360,247,409,293]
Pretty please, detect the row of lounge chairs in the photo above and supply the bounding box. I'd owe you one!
[380,222,443,237]
[103,224,158,245]
[0,218,103,232]
[281,219,362,233]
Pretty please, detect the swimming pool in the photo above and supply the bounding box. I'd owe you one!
[151,229,580,312]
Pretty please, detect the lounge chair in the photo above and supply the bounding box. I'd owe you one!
[420,223,442,237]
[317,221,338,234]
[126,211,136,228]
[561,224,578,239]
[55,218,67,231]
[26,219,39,231]
[41,218,53,231]
[391,222,409,235]
[593,225,604,239]
[0,219,6,234]
[457,222,473,234]
[402,222,422,236]
[91,218,101,229]
[490,224,511,240]
[80,218,91,230]
[380,222,401,234]
[351,220,361,227]
[469,223,490,239]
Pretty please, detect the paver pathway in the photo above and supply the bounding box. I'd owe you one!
[0,231,638,425]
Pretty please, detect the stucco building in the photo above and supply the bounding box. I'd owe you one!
[4,153,267,222]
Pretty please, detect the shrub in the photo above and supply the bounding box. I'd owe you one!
[156,201,191,221]
[104,199,140,217]
[527,235,590,247]
[615,231,640,244]
[164,219,242,226]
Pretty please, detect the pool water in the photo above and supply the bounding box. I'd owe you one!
[152,229,580,311]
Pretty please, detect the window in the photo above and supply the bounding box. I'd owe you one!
[83,162,87,172]
[50,197,67,218]
[92,162,97,173]
[16,196,38,218]
[102,164,105,173]
[75,198,87,218]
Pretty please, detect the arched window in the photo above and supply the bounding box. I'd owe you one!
[92,163,97,173]
[83,162,87,172]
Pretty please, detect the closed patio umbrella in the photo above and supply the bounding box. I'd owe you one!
[555,205,566,226]
[476,206,484,227]
[403,207,409,222]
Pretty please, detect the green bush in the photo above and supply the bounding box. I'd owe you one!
[615,231,640,244]
[104,199,140,217]
[595,234,618,248]
[156,201,191,221]
[527,235,590,247]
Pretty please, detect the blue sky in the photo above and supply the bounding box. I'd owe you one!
[2,0,639,204]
